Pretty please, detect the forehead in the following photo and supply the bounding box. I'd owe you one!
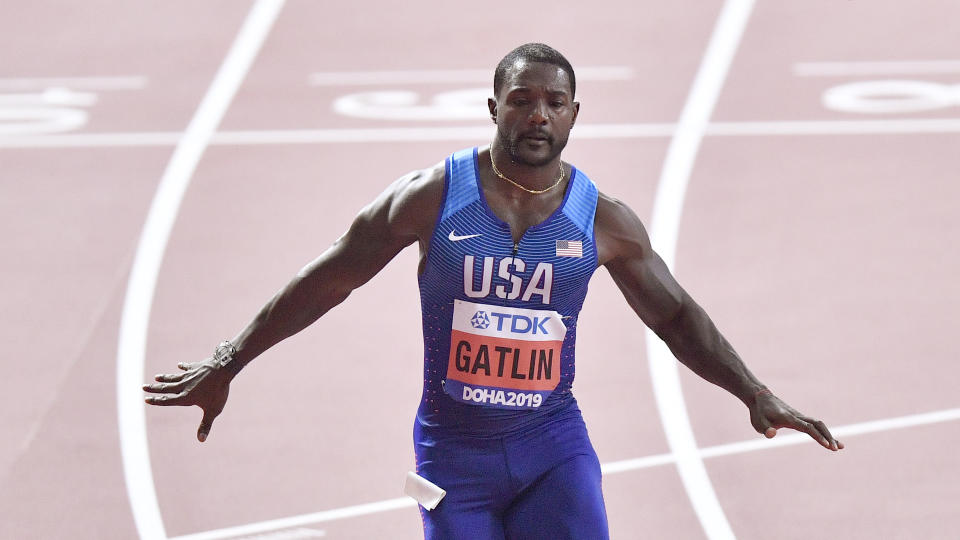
[501,59,572,95]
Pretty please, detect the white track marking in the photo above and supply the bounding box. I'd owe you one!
[0,76,147,90]
[219,126,493,143]
[794,60,960,77]
[645,0,755,539]
[234,528,326,539]
[705,118,960,135]
[700,407,960,458]
[821,80,960,114]
[6,117,960,148]
[571,122,677,138]
[0,131,182,147]
[168,407,960,539]
[168,498,415,540]
[308,66,634,86]
[115,1,285,539]
[599,452,677,474]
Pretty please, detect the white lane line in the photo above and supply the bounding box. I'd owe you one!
[233,528,326,539]
[700,407,960,458]
[0,76,148,90]
[6,117,960,148]
[0,131,182,147]
[216,126,494,143]
[167,498,415,540]
[307,66,635,86]
[794,60,960,77]
[115,1,286,539]
[706,118,960,135]
[167,406,960,540]
[645,1,755,539]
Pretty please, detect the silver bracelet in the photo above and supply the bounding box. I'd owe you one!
[213,340,237,369]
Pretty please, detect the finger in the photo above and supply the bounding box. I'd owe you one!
[797,419,832,449]
[197,410,217,442]
[177,362,193,371]
[811,419,842,451]
[154,372,185,383]
[764,427,777,439]
[144,393,186,406]
[142,382,183,394]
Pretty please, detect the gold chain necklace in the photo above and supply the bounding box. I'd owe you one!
[490,151,565,195]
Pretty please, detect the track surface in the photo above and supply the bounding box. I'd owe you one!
[3,1,959,539]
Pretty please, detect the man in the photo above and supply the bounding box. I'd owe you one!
[144,43,843,539]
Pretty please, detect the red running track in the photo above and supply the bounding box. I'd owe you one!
[2,1,959,538]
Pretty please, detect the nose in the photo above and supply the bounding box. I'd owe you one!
[528,100,549,125]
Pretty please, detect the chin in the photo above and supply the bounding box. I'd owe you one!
[507,140,563,167]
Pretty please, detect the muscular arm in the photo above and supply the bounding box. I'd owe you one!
[225,165,444,373]
[596,193,842,451]
[144,164,445,441]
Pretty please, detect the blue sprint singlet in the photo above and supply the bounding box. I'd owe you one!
[416,147,600,437]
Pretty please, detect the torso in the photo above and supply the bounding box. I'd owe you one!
[415,146,599,436]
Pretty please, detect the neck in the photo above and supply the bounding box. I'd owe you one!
[489,143,563,192]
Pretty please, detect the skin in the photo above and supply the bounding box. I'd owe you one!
[144,59,843,452]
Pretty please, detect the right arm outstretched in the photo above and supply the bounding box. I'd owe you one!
[143,164,444,441]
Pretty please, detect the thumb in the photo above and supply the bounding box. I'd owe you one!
[197,412,216,442]
[750,407,776,438]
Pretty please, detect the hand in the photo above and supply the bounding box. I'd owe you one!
[143,359,231,442]
[749,390,844,451]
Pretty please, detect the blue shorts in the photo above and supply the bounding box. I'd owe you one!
[413,407,609,539]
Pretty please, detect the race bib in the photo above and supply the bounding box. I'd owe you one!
[444,299,566,410]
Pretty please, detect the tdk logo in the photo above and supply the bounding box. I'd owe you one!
[470,311,490,329]
[489,312,551,335]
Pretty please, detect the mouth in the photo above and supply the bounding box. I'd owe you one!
[521,132,551,144]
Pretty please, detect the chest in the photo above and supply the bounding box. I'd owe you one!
[482,186,566,244]
[429,201,593,310]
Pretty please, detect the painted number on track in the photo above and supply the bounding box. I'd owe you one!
[333,88,489,120]
[0,88,96,135]
[823,80,960,114]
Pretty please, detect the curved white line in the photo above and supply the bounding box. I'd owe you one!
[645,1,755,539]
[116,1,286,538]
[166,406,960,539]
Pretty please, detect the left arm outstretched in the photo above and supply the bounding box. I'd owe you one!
[595,193,842,451]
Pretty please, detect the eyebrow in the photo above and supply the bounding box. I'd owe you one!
[505,87,570,96]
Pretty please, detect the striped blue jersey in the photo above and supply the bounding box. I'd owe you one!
[417,147,600,436]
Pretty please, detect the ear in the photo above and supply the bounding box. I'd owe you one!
[571,101,580,127]
[487,97,497,124]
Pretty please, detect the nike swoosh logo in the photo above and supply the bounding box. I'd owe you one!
[448,230,482,242]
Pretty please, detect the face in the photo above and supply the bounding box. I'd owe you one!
[489,60,579,167]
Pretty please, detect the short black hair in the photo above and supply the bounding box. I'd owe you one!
[494,43,576,98]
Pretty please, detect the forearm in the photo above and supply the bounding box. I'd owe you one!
[214,167,437,378]
[223,246,361,376]
[653,294,766,407]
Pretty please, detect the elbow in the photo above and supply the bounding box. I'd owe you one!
[648,297,713,360]
[646,295,688,343]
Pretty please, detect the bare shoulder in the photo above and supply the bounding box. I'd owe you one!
[368,160,445,242]
[595,191,653,266]
[390,161,445,205]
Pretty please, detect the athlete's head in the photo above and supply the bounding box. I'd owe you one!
[489,43,580,167]
[494,43,576,99]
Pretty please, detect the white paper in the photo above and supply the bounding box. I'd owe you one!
[403,471,446,511]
